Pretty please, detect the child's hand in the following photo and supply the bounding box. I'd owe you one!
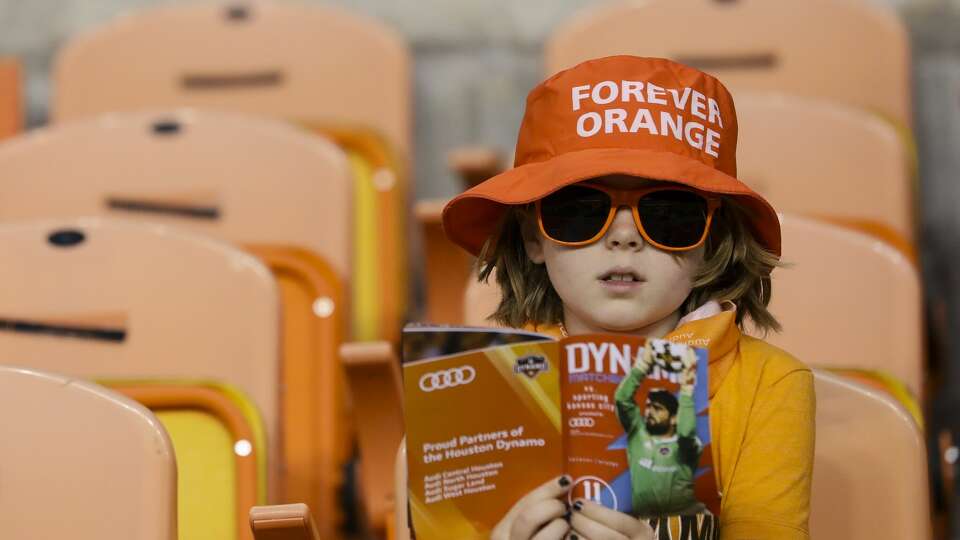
[491,475,573,540]
[567,499,654,540]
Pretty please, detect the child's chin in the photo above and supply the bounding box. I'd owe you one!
[589,309,658,333]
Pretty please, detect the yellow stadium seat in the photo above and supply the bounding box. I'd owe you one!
[737,94,915,253]
[52,0,412,343]
[546,0,911,128]
[0,110,352,531]
[0,58,20,139]
[0,366,177,540]
[114,383,266,540]
[811,370,930,539]
[0,219,279,540]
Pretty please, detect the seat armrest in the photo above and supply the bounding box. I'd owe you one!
[249,503,320,540]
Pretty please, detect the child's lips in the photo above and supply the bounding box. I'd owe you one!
[597,266,645,292]
[599,278,644,292]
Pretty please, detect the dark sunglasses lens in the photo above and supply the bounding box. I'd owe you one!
[540,185,611,243]
[637,191,709,248]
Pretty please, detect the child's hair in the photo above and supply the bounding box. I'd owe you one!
[476,193,782,333]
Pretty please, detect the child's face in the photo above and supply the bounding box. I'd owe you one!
[523,175,704,336]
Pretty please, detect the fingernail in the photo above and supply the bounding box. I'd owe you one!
[558,475,571,487]
[573,500,583,511]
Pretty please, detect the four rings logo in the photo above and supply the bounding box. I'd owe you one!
[568,417,596,428]
[419,366,477,392]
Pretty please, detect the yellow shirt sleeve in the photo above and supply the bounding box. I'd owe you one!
[720,368,815,539]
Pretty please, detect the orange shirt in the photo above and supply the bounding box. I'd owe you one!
[541,308,815,539]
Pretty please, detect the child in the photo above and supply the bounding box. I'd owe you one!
[440,56,814,539]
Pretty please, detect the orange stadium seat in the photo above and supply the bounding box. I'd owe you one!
[52,0,412,343]
[768,214,924,398]
[811,371,930,539]
[0,58,21,139]
[388,370,930,540]
[0,366,177,540]
[463,214,925,399]
[416,199,475,325]
[546,0,911,128]
[340,342,405,532]
[0,219,278,540]
[736,94,915,254]
[0,110,350,534]
[416,149,505,326]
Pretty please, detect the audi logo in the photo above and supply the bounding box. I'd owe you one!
[568,417,596,428]
[419,366,477,392]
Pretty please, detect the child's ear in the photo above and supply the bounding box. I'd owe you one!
[519,212,546,264]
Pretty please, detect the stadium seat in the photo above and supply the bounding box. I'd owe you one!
[546,0,911,128]
[0,57,20,139]
[462,214,925,399]
[737,93,915,253]
[52,0,412,342]
[811,370,930,539]
[416,199,475,325]
[0,219,279,540]
[417,150,504,326]
[114,383,265,540]
[387,371,930,540]
[340,342,405,532]
[0,365,177,540]
[0,110,351,530]
[769,214,924,398]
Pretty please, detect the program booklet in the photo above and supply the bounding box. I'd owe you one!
[402,325,720,540]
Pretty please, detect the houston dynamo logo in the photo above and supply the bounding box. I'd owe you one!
[514,355,549,379]
[418,366,476,392]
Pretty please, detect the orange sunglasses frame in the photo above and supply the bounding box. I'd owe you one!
[535,182,721,251]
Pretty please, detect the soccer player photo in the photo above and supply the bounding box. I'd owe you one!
[614,342,705,517]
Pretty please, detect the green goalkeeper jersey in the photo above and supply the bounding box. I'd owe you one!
[614,366,703,516]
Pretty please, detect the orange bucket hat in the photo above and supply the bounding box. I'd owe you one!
[442,55,781,256]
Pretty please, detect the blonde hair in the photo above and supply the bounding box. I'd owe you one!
[476,197,782,332]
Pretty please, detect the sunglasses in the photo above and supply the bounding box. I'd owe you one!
[536,182,720,251]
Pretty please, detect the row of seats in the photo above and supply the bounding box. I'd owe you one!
[0,0,934,539]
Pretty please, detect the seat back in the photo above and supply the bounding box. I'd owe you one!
[0,112,351,531]
[416,199,475,325]
[0,366,177,540]
[56,0,412,340]
[114,382,265,540]
[0,57,20,139]
[0,219,281,488]
[737,94,914,244]
[0,110,351,277]
[52,1,410,157]
[768,214,924,397]
[811,370,930,539]
[546,0,911,127]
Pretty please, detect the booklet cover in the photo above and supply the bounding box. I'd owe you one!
[402,325,720,540]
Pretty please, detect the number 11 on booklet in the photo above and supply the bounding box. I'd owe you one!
[401,326,720,539]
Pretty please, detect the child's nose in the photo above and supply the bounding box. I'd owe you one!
[604,206,644,250]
